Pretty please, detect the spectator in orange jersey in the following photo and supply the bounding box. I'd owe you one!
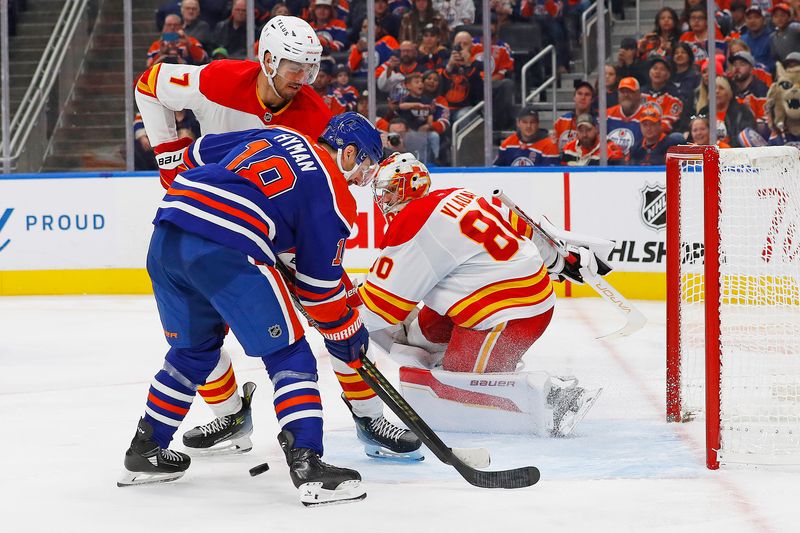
[680,7,728,64]
[561,114,627,166]
[687,115,731,147]
[729,51,768,134]
[147,14,208,67]
[494,107,560,167]
[310,0,349,53]
[554,80,595,150]
[377,41,423,95]
[641,56,684,132]
[630,105,684,165]
[606,77,647,157]
[312,60,347,115]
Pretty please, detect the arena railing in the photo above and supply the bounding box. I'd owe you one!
[1,0,94,173]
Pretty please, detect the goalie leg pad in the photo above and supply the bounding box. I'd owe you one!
[441,309,553,373]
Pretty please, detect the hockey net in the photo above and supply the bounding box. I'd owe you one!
[666,145,800,469]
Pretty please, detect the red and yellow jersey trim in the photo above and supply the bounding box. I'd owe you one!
[136,64,161,99]
[358,280,418,325]
[447,268,553,328]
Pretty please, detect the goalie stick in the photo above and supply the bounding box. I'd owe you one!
[271,260,539,489]
[492,189,646,340]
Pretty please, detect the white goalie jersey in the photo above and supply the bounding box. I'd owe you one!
[358,188,555,332]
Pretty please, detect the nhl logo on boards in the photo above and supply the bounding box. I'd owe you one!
[268,325,282,338]
[640,183,666,231]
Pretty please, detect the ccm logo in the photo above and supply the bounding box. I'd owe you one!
[470,380,515,387]
[157,153,183,165]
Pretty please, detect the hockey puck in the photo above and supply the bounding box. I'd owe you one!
[249,462,270,477]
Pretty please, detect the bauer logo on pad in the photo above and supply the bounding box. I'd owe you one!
[640,183,666,231]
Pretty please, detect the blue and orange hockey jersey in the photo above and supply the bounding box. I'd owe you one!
[156,126,356,324]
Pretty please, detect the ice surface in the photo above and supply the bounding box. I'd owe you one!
[1,296,797,532]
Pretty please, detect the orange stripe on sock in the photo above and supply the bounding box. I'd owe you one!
[148,393,189,416]
[274,394,321,415]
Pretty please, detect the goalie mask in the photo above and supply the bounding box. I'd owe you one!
[372,152,431,215]
[259,16,322,88]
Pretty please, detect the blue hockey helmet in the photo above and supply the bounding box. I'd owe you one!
[321,112,384,185]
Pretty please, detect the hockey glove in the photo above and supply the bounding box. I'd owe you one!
[318,308,370,363]
[154,137,192,188]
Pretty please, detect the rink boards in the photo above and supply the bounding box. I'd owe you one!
[0,167,667,298]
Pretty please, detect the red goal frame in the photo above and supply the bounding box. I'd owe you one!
[665,145,722,470]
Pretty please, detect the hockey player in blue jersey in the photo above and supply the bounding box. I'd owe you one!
[171,122,424,462]
[119,113,383,506]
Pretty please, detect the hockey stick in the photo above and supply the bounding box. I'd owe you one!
[493,189,646,340]
[271,261,539,488]
[349,353,541,489]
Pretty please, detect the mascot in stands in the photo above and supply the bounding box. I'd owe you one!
[767,60,800,147]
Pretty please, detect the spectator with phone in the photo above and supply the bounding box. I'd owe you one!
[441,31,483,124]
[147,14,208,67]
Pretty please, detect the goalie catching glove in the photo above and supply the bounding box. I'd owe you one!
[318,308,370,363]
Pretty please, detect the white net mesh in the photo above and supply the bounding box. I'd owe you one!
[677,147,800,464]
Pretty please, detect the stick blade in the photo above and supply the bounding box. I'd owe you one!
[456,463,541,489]
[596,309,647,340]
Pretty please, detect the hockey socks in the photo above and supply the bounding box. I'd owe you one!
[144,368,196,448]
[197,350,242,418]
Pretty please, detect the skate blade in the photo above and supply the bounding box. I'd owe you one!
[184,435,253,456]
[363,443,424,462]
[555,387,603,437]
[116,469,185,487]
[299,480,367,507]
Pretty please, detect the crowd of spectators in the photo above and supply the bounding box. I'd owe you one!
[496,1,800,167]
[144,0,800,168]
[147,0,604,166]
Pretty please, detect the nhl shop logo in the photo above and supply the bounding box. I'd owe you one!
[640,183,666,231]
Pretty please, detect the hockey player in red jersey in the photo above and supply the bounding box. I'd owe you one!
[135,16,332,189]
[357,153,605,437]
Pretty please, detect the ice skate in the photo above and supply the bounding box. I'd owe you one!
[182,381,256,455]
[342,394,424,461]
[118,418,191,487]
[277,429,366,507]
[549,381,602,437]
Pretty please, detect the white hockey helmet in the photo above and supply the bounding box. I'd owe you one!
[258,15,323,85]
[372,152,431,215]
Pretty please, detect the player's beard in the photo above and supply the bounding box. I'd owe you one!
[274,74,302,103]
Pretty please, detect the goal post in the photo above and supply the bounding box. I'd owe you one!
[666,145,800,470]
